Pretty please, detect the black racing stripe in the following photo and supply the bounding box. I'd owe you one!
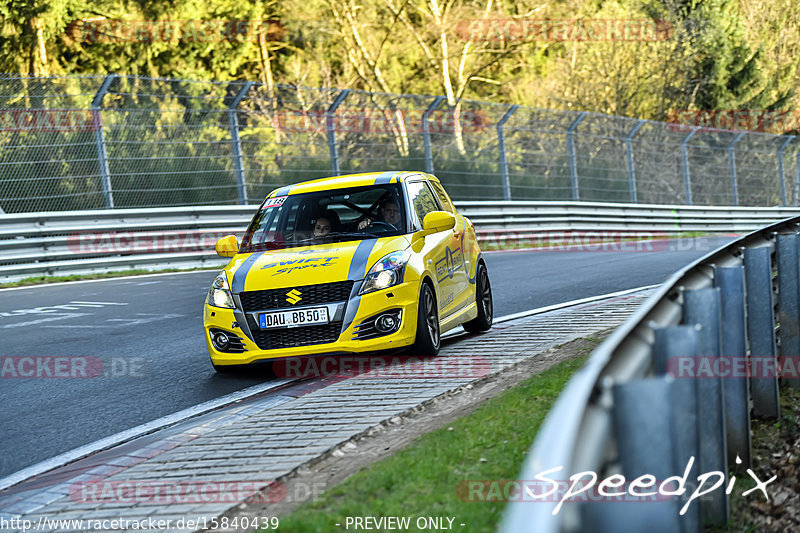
[348,238,379,280]
[232,252,264,294]
[373,172,396,185]
[273,185,292,197]
[341,238,380,333]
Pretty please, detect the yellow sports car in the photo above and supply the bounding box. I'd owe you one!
[204,171,492,372]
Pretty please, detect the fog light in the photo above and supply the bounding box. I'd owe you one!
[375,313,398,333]
[212,331,230,350]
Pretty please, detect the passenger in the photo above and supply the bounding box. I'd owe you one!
[314,210,340,237]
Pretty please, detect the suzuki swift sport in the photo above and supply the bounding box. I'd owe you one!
[204,171,492,372]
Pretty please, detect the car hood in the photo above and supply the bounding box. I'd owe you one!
[227,235,412,293]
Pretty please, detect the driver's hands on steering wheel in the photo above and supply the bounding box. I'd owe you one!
[357,218,372,230]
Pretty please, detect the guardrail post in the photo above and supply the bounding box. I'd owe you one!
[681,129,698,205]
[727,132,745,206]
[778,136,795,207]
[602,378,685,533]
[652,325,702,533]
[744,245,780,418]
[625,120,645,203]
[497,105,519,201]
[422,96,444,174]
[714,265,751,468]
[777,232,800,388]
[228,81,254,205]
[683,287,728,525]
[327,89,351,176]
[92,74,118,209]
[567,112,587,201]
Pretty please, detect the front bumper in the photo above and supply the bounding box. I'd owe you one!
[204,280,420,366]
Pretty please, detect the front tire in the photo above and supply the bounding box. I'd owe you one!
[411,283,440,356]
[463,262,493,333]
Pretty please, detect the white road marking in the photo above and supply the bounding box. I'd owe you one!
[0,269,219,292]
[44,314,184,328]
[0,313,90,329]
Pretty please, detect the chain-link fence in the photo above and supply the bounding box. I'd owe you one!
[1,74,799,213]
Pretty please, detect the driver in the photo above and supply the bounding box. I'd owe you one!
[358,199,402,230]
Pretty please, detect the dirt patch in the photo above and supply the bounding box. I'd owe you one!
[726,385,800,532]
[221,330,611,523]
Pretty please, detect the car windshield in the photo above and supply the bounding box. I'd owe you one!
[240,183,407,252]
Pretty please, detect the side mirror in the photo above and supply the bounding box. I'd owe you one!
[215,235,239,257]
[421,211,456,234]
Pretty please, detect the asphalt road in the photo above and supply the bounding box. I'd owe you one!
[0,235,733,478]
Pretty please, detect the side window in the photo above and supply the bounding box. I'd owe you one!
[406,181,441,229]
[428,180,454,213]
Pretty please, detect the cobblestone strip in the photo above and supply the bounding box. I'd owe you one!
[0,290,651,532]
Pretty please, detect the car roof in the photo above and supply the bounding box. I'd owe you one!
[265,171,439,198]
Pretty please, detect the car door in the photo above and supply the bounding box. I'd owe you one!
[425,177,471,311]
[405,179,462,319]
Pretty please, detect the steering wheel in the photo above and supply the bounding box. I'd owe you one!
[362,221,396,234]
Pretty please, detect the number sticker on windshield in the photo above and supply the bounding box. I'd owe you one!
[263,196,287,209]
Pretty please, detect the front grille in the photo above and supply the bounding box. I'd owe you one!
[251,322,343,350]
[240,281,354,312]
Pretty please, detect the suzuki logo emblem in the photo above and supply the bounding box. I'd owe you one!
[286,289,302,305]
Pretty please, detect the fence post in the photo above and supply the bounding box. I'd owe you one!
[497,105,519,201]
[778,136,795,207]
[92,74,118,209]
[567,111,587,201]
[327,89,351,176]
[727,132,745,206]
[422,96,444,174]
[228,81,254,205]
[625,120,645,203]
[681,128,698,205]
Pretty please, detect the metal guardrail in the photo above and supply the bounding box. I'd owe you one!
[3,202,800,282]
[501,216,800,533]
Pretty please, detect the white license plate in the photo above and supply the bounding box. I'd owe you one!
[259,307,329,329]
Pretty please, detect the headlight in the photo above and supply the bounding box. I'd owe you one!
[360,250,410,295]
[207,273,235,309]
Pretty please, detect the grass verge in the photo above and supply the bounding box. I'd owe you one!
[0,266,218,288]
[271,343,598,533]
